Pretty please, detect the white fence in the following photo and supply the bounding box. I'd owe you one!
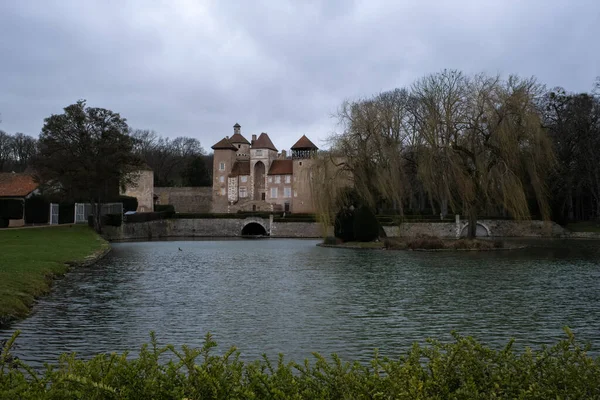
[74,203,124,224]
[49,203,59,225]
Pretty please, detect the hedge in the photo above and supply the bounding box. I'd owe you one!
[102,213,122,227]
[124,212,171,223]
[2,329,599,399]
[154,204,175,214]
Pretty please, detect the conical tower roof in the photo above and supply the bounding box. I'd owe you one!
[291,134,318,150]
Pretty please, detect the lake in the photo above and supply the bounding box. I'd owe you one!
[2,238,600,366]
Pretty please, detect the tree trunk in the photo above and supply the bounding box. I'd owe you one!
[468,206,477,239]
[92,200,102,233]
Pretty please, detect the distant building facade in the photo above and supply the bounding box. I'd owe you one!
[211,123,319,213]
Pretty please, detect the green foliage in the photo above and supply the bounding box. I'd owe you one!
[334,209,355,242]
[34,100,143,232]
[24,196,49,224]
[1,329,599,399]
[0,199,23,219]
[353,206,380,242]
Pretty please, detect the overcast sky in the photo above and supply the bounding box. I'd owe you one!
[0,0,598,152]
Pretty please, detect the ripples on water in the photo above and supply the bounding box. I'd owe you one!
[2,238,600,366]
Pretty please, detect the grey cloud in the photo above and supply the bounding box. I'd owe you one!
[1,0,599,152]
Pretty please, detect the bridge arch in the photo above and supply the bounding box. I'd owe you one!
[241,222,268,236]
[460,222,490,237]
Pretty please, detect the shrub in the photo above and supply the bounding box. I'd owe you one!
[352,206,380,242]
[407,235,446,250]
[383,238,408,250]
[124,212,171,223]
[334,209,355,242]
[0,199,23,219]
[102,213,122,227]
[0,217,8,228]
[24,195,50,223]
[1,329,599,398]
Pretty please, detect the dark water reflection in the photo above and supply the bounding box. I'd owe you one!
[2,238,600,366]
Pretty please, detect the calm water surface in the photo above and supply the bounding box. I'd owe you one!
[2,238,600,365]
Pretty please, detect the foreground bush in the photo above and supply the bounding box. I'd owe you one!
[1,329,599,399]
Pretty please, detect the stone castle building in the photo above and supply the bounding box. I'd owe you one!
[211,123,318,213]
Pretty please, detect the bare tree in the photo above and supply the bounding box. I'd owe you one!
[130,129,206,186]
[10,133,37,172]
[0,130,12,172]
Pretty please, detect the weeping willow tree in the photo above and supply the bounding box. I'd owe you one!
[321,89,415,214]
[307,152,349,238]
[411,70,555,238]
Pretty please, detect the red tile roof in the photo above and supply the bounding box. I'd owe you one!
[291,134,318,150]
[229,133,250,145]
[229,161,250,177]
[0,173,39,197]
[211,137,237,150]
[268,160,293,175]
[252,133,277,151]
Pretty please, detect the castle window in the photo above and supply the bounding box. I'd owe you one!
[239,187,247,198]
[285,175,291,183]
[241,175,248,183]
[270,187,278,198]
[275,175,281,184]
[219,162,225,170]
[268,176,273,183]
[220,188,226,195]
[294,190,297,197]
[299,161,302,166]
[256,150,263,156]
[219,176,225,183]
[284,187,291,198]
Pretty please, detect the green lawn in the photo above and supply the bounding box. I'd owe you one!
[0,225,108,326]
[566,221,600,232]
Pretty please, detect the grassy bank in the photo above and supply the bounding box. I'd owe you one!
[0,225,108,326]
[1,329,598,398]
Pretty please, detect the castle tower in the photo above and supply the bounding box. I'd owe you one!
[291,135,319,213]
[211,136,237,212]
[230,123,251,160]
[249,132,277,201]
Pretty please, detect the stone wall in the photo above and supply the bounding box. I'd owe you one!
[103,217,324,240]
[122,170,154,212]
[382,219,567,238]
[154,187,212,213]
[270,221,326,238]
[103,217,569,241]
